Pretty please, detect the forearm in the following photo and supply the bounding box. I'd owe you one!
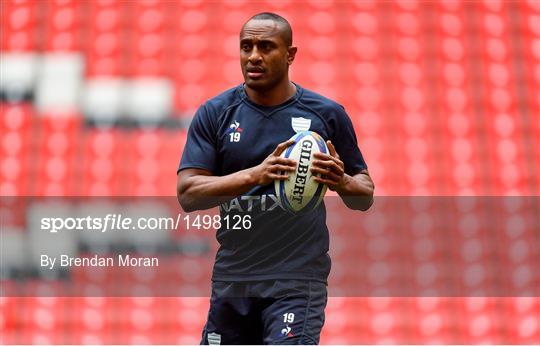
[178,140,296,212]
[334,172,375,211]
[178,168,257,212]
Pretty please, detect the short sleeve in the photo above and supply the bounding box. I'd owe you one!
[178,104,218,174]
[331,105,368,176]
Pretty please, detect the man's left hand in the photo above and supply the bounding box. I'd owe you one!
[311,141,345,191]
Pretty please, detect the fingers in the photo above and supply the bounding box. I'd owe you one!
[273,139,296,156]
[270,156,297,167]
[313,152,343,167]
[265,139,343,185]
[311,158,344,175]
[255,154,296,185]
[269,173,290,180]
[310,166,342,181]
[271,164,296,173]
[326,141,339,159]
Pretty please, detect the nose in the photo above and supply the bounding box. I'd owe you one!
[248,46,262,64]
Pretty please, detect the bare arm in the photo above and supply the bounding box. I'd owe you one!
[177,168,255,212]
[177,140,296,212]
[332,170,374,211]
[311,141,375,211]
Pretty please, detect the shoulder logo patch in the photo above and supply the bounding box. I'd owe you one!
[207,332,221,345]
[291,117,311,133]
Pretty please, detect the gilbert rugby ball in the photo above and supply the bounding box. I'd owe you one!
[275,131,329,213]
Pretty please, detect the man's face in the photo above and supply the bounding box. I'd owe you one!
[240,19,295,91]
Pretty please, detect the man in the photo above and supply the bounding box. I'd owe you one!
[177,12,374,345]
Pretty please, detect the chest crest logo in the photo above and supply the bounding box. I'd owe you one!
[291,117,311,133]
[226,120,243,142]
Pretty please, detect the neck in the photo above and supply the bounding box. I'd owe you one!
[244,78,296,106]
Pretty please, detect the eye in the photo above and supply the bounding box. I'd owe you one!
[260,42,271,50]
[241,43,251,51]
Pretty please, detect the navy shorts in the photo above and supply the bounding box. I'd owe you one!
[200,279,328,345]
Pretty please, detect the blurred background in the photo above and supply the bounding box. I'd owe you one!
[1,0,539,344]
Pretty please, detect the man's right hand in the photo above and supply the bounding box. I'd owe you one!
[249,139,297,186]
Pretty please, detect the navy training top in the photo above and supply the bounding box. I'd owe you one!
[178,83,367,283]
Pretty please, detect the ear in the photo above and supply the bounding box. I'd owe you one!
[287,46,297,65]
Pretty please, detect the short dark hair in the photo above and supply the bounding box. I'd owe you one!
[242,12,293,46]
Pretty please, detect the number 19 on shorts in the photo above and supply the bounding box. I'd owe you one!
[283,313,295,323]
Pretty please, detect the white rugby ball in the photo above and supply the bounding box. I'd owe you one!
[275,131,328,213]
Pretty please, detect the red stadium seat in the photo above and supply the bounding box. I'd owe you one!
[0,0,39,51]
